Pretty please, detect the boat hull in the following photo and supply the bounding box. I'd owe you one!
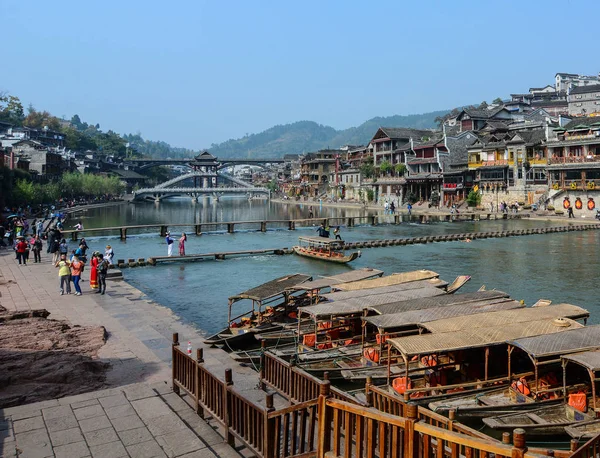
[293,246,359,264]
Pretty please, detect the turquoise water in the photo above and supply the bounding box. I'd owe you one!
[72,198,600,335]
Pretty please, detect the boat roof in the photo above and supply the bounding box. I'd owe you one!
[387,318,583,357]
[299,286,446,319]
[229,273,312,302]
[370,290,511,316]
[286,268,384,291]
[420,304,589,334]
[509,324,600,359]
[332,270,439,291]
[364,298,522,330]
[323,278,448,302]
[298,236,343,245]
[562,349,600,371]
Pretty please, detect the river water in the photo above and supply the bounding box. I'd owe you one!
[72,198,600,335]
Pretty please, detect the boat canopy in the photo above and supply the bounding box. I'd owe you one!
[370,290,511,317]
[228,273,312,303]
[332,270,439,291]
[297,236,344,247]
[387,318,583,358]
[322,278,448,302]
[562,349,600,372]
[286,268,383,292]
[299,286,446,319]
[364,298,522,330]
[509,324,600,359]
[420,304,589,334]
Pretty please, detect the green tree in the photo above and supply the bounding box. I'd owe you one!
[266,180,278,192]
[359,157,375,179]
[0,94,25,125]
[379,160,392,176]
[23,108,61,130]
[366,189,374,202]
[14,179,35,206]
[61,172,84,197]
[395,163,407,176]
[492,97,503,105]
[466,190,482,207]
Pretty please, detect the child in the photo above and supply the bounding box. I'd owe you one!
[56,254,71,295]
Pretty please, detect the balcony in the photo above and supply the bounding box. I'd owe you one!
[550,179,600,191]
[548,155,600,164]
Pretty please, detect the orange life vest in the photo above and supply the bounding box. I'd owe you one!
[302,334,316,347]
[569,393,587,412]
[376,334,388,345]
[421,355,438,367]
[392,377,411,394]
[363,348,380,363]
[511,378,531,396]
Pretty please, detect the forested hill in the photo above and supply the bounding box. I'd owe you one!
[208,110,448,159]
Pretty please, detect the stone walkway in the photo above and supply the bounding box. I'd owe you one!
[0,246,272,457]
[0,382,238,458]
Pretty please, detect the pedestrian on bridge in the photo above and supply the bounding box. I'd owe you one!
[166,232,174,256]
[179,233,187,256]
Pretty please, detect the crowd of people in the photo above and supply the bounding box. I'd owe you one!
[1,213,115,296]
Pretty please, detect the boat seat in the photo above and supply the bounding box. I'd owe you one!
[526,413,547,424]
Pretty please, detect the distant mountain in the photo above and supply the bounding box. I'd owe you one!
[207,110,449,159]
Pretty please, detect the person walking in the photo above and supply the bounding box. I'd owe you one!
[166,232,174,256]
[179,233,187,256]
[390,201,395,214]
[31,235,42,263]
[15,236,28,265]
[308,206,314,219]
[59,239,68,258]
[70,255,85,296]
[89,252,99,290]
[36,220,44,237]
[96,253,108,295]
[407,203,413,216]
[568,207,575,218]
[56,254,71,295]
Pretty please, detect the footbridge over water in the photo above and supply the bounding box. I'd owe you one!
[131,152,272,202]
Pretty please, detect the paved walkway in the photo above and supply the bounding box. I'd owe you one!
[0,381,239,458]
[0,246,272,457]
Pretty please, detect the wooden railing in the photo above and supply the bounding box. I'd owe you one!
[172,334,579,458]
[570,432,600,458]
[260,351,364,405]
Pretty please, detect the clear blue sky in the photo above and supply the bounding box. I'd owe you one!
[2,0,598,150]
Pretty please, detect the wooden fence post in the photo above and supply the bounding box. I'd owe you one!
[195,348,204,418]
[502,432,511,444]
[224,369,235,447]
[403,403,420,458]
[263,393,276,458]
[259,340,266,391]
[512,428,527,458]
[317,381,331,458]
[570,439,579,453]
[172,333,180,395]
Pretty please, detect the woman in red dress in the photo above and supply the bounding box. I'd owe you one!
[89,252,99,290]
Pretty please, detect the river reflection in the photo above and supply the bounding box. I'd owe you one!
[76,198,600,335]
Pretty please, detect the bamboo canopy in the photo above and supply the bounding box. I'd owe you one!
[364,298,522,330]
[420,304,589,334]
[286,268,383,292]
[332,270,439,291]
[510,324,600,359]
[322,278,448,302]
[229,274,311,303]
[388,318,583,358]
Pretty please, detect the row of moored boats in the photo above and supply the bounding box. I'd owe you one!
[204,268,600,440]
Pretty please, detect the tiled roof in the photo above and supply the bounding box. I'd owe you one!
[380,127,435,140]
[445,131,479,166]
[563,117,600,130]
[570,84,600,95]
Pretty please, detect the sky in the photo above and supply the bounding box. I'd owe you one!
[2,0,599,150]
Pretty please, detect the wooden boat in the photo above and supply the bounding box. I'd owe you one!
[565,420,600,440]
[293,236,359,263]
[482,404,595,437]
[203,273,312,349]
